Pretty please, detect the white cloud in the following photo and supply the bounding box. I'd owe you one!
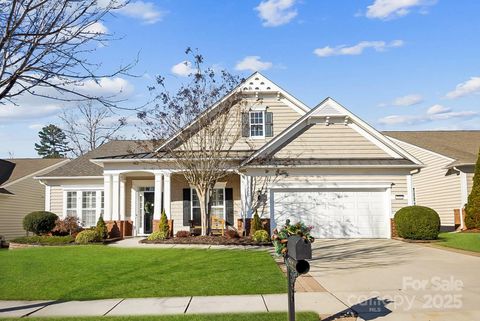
[28,124,44,130]
[0,104,62,122]
[171,61,195,77]
[83,21,108,35]
[392,94,423,106]
[314,40,404,57]
[117,1,166,24]
[235,56,273,72]
[255,0,298,27]
[379,104,478,126]
[366,0,437,20]
[446,77,480,99]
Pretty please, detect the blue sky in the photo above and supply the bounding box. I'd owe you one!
[1,0,480,158]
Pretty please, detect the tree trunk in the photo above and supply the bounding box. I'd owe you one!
[197,190,208,236]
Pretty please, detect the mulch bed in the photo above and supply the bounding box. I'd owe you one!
[140,235,272,246]
[460,229,480,233]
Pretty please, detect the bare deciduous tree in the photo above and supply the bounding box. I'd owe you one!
[0,0,134,107]
[60,102,127,156]
[139,49,248,235]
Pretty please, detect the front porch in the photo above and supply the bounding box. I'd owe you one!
[101,170,244,237]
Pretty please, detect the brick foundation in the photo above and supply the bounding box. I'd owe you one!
[390,218,397,238]
[106,220,133,238]
[237,218,271,236]
[152,219,174,237]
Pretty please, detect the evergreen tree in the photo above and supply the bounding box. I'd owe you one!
[250,210,263,236]
[34,124,70,158]
[465,148,480,229]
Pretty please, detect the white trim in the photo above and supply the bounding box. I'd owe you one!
[154,174,163,220]
[163,173,171,218]
[62,185,103,190]
[244,164,422,169]
[460,171,468,229]
[243,97,422,166]
[269,181,393,189]
[45,185,51,211]
[406,174,414,206]
[35,175,100,180]
[387,137,456,163]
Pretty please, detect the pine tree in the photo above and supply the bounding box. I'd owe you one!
[250,210,263,236]
[465,148,480,229]
[34,124,70,158]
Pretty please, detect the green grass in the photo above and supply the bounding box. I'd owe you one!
[438,232,480,253]
[0,246,286,300]
[0,312,319,321]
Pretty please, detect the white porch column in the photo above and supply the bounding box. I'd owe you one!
[103,174,112,221]
[153,172,163,220]
[240,174,253,219]
[119,176,126,221]
[44,185,51,212]
[460,171,468,229]
[112,174,120,221]
[163,173,171,219]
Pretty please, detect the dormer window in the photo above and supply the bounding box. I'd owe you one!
[250,111,265,138]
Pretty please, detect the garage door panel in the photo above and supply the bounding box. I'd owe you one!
[272,188,388,238]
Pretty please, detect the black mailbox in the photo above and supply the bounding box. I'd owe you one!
[287,235,312,260]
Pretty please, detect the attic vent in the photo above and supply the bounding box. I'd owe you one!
[243,87,248,90]
[260,82,265,85]
[249,82,254,85]
[255,87,259,90]
[255,77,259,80]
[266,87,271,90]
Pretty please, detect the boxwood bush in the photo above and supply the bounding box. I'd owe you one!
[23,211,58,235]
[147,230,168,241]
[75,230,100,244]
[394,206,441,240]
[11,235,74,245]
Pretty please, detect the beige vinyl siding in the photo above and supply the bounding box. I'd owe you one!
[467,172,474,195]
[49,186,63,215]
[176,99,302,152]
[252,173,408,219]
[392,139,461,227]
[274,123,391,158]
[0,177,46,240]
[170,173,241,233]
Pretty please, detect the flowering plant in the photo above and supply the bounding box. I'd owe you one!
[271,219,314,256]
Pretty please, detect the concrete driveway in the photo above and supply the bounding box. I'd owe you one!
[309,239,480,321]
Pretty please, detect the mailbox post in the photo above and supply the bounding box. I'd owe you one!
[285,235,312,321]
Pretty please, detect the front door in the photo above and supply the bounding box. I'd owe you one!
[138,190,154,235]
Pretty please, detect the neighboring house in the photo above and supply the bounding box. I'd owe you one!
[0,158,69,240]
[38,72,423,239]
[385,131,480,230]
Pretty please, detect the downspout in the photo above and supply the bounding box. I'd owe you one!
[454,166,468,230]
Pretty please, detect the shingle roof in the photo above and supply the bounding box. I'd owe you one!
[38,140,152,178]
[384,130,480,166]
[1,158,67,185]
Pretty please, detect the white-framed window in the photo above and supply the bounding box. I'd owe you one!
[66,191,77,216]
[191,188,225,220]
[249,111,265,138]
[82,191,97,227]
[64,189,103,227]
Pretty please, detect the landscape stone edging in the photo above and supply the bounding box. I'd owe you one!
[8,242,42,250]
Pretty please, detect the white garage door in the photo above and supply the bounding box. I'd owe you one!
[272,188,389,238]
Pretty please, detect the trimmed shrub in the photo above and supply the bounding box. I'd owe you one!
[96,216,108,240]
[147,230,168,241]
[225,229,240,239]
[394,206,441,240]
[250,211,263,235]
[11,235,74,245]
[176,230,190,238]
[252,230,270,243]
[158,209,170,236]
[23,211,58,235]
[75,230,100,244]
[52,216,81,236]
[465,148,480,229]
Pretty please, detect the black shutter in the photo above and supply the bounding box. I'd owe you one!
[183,188,191,226]
[225,188,234,226]
[241,112,250,137]
[265,112,273,137]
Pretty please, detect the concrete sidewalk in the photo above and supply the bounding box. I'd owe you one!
[0,293,349,319]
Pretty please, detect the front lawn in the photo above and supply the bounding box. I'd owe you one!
[0,246,286,300]
[0,312,319,321]
[438,232,480,253]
